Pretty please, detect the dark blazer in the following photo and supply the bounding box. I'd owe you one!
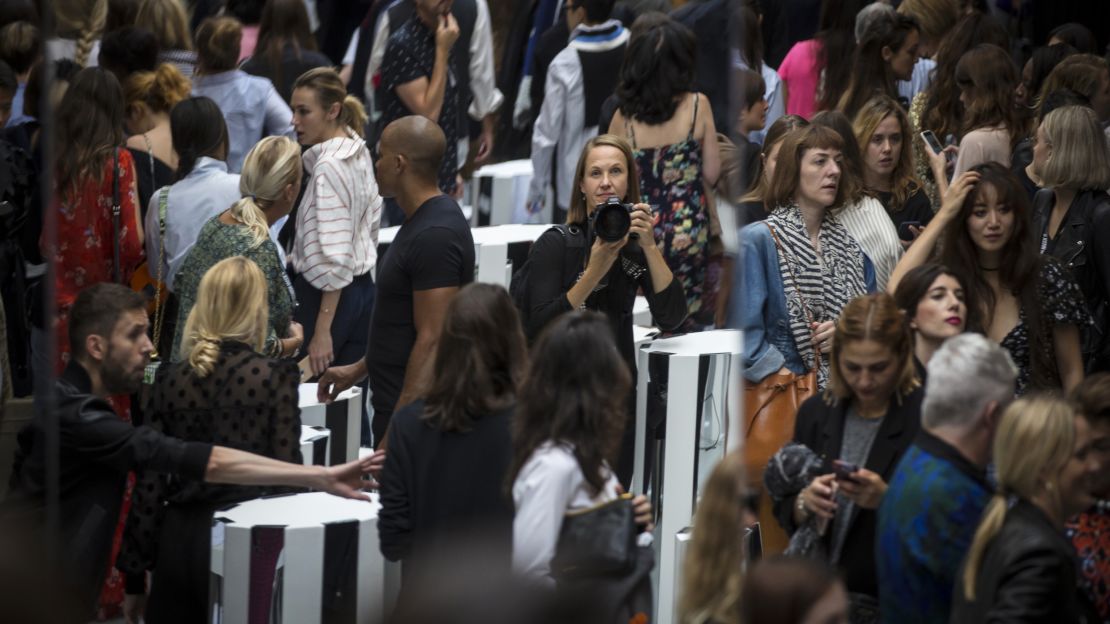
[772,385,924,598]
[950,498,1092,624]
[1033,188,1110,372]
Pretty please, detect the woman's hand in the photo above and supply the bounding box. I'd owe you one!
[837,467,887,509]
[937,171,980,221]
[629,203,657,251]
[812,320,836,355]
[286,321,304,353]
[925,143,958,180]
[308,330,334,377]
[800,473,839,520]
[587,234,625,276]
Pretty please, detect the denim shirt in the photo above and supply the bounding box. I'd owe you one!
[734,221,876,382]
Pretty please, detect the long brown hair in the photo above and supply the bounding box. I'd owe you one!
[853,95,923,210]
[292,67,368,138]
[939,162,1055,388]
[54,67,126,202]
[679,451,748,623]
[826,293,919,403]
[422,284,527,432]
[255,0,318,95]
[955,44,1025,148]
[739,114,810,204]
[508,312,631,497]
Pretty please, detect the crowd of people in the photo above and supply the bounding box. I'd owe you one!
[0,0,1108,623]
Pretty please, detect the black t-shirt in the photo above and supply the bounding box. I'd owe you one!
[366,195,474,416]
[876,188,934,241]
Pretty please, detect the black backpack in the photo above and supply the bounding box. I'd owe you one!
[509,223,587,329]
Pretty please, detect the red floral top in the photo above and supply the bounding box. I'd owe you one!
[46,149,144,371]
[1067,507,1110,622]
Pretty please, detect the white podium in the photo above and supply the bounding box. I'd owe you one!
[209,491,399,624]
[633,330,743,624]
[299,425,331,466]
[298,384,361,466]
[470,159,552,226]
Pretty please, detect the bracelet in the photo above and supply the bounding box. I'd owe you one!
[796,490,810,518]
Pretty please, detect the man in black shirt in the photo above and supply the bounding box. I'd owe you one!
[317,116,475,446]
[4,284,375,617]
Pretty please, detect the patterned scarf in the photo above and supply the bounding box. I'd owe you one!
[766,203,869,388]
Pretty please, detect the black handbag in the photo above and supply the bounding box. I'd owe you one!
[551,493,638,578]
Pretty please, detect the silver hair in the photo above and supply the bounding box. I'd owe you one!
[855,2,896,43]
[922,334,1017,429]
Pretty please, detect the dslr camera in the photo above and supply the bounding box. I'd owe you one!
[590,196,638,243]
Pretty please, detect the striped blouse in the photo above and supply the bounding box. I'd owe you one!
[291,128,382,291]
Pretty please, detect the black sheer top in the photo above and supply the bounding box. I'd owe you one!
[117,341,304,575]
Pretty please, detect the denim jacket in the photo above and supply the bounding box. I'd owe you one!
[734,221,876,382]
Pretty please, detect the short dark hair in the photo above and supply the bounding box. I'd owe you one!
[617,18,697,124]
[68,284,147,357]
[811,110,864,202]
[98,26,160,81]
[577,0,617,24]
[1038,88,1091,122]
[422,283,527,432]
[893,263,971,327]
[1048,22,1098,55]
[734,68,766,111]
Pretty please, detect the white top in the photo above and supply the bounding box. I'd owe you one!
[349,0,504,123]
[45,37,100,65]
[835,195,903,292]
[954,126,1012,177]
[527,20,630,210]
[291,128,382,291]
[146,158,242,292]
[898,57,936,104]
[511,441,620,585]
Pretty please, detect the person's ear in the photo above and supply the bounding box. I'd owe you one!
[328,101,341,122]
[284,181,298,202]
[882,46,895,63]
[981,400,1001,431]
[395,153,406,173]
[85,333,109,364]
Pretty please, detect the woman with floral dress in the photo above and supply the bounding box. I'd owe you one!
[609,18,719,330]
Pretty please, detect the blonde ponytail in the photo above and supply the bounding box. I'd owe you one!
[180,257,270,376]
[960,494,1008,600]
[341,95,368,138]
[236,136,303,247]
[960,395,1078,601]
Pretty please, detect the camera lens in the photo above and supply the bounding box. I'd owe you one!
[593,202,631,242]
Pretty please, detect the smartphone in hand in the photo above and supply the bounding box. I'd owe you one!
[921,130,944,154]
[832,459,860,483]
[898,220,922,241]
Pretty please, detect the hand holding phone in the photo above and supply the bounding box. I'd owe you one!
[921,130,944,154]
[832,459,860,483]
[897,220,922,241]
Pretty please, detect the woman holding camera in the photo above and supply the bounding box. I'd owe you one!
[768,293,923,624]
[519,134,687,484]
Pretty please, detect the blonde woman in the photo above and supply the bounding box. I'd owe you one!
[119,256,306,622]
[48,0,105,67]
[289,67,381,445]
[679,451,758,624]
[951,395,1101,622]
[1029,105,1110,373]
[134,0,197,78]
[170,136,304,361]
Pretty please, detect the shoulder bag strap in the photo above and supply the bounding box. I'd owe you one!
[150,187,170,356]
[765,222,817,369]
[111,147,121,283]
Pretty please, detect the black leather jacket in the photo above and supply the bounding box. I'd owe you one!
[3,362,211,613]
[1033,188,1110,372]
[950,498,1093,623]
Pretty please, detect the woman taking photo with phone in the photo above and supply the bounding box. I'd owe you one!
[767,293,923,624]
[888,163,1088,395]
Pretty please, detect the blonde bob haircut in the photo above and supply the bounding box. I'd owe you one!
[1039,105,1110,192]
[232,136,302,247]
[135,0,193,51]
[180,256,269,376]
[567,134,642,225]
[853,95,923,210]
[961,395,1077,600]
[765,125,848,212]
[825,293,919,403]
[679,450,748,624]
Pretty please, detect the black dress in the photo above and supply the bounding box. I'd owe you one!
[117,341,304,623]
[126,145,175,222]
[241,43,334,102]
[875,188,934,242]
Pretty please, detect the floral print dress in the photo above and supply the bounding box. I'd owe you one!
[628,94,712,330]
[46,148,144,619]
